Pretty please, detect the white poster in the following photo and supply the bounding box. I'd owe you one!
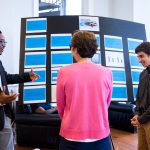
[79,16,99,31]
[105,51,125,67]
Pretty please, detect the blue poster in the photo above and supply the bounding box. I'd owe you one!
[25,52,46,68]
[127,38,143,53]
[26,18,47,33]
[25,35,46,50]
[133,85,138,100]
[23,85,46,104]
[104,35,123,51]
[112,85,127,101]
[95,34,100,49]
[24,68,46,85]
[51,34,72,49]
[91,50,101,64]
[131,69,142,84]
[51,69,59,84]
[110,68,126,83]
[51,51,73,66]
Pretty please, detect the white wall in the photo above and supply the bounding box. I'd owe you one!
[0,0,39,73]
[81,0,150,40]
[82,0,111,17]
[133,0,150,41]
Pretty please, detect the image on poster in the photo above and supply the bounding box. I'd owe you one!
[51,67,60,84]
[79,16,99,31]
[51,51,73,67]
[112,84,127,101]
[131,69,142,84]
[51,34,72,49]
[104,35,123,51]
[133,85,138,100]
[110,68,126,84]
[26,18,47,33]
[25,52,46,68]
[91,50,101,64]
[95,34,100,49]
[105,51,124,67]
[25,35,46,50]
[24,68,46,85]
[23,85,46,104]
[127,38,143,53]
[129,53,143,69]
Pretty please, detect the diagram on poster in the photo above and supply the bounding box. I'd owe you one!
[105,51,124,67]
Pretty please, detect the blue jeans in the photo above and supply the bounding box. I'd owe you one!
[0,113,14,150]
[59,136,112,150]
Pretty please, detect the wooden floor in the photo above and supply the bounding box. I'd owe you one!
[15,128,138,150]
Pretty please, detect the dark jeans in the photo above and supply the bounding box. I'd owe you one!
[59,136,112,150]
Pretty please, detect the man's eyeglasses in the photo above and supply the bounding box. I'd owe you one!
[0,40,7,47]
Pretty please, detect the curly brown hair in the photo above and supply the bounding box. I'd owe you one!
[71,30,98,58]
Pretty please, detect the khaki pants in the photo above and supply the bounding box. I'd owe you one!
[138,121,150,150]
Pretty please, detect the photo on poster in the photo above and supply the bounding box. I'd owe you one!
[105,51,125,67]
[104,35,123,51]
[110,68,126,84]
[51,67,61,85]
[23,85,46,104]
[24,52,46,68]
[26,18,47,33]
[79,16,99,31]
[50,34,72,49]
[131,69,142,84]
[25,35,46,50]
[24,68,46,85]
[112,84,127,101]
[51,51,73,67]
[127,38,143,53]
[129,53,143,69]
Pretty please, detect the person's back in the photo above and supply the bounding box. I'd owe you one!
[57,30,113,150]
[57,63,112,140]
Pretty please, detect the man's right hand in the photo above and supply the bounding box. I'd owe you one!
[0,90,19,104]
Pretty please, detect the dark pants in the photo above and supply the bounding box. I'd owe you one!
[59,136,112,150]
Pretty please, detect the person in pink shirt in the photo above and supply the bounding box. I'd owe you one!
[57,30,113,150]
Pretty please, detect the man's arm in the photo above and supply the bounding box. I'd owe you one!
[5,69,39,84]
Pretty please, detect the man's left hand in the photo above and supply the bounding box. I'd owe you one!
[29,68,40,81]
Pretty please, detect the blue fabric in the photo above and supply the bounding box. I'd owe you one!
[59,136,112,150]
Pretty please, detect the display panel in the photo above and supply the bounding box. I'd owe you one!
[127,38,143,53]
[24,52,46,68]
[110,68,126,84]
[131,69,142,84]
[24,68,46,85]
[23,85,46,104]
[104,35,123,51]
[26,18,47,33]
[50,34,72,49]
[112,84,127,101]
[51,51,73,67]
[105,51,124,67]
[51,68,60,84]
[25,35,46,50]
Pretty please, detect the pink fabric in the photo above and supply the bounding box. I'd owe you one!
[56,63,113,140]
